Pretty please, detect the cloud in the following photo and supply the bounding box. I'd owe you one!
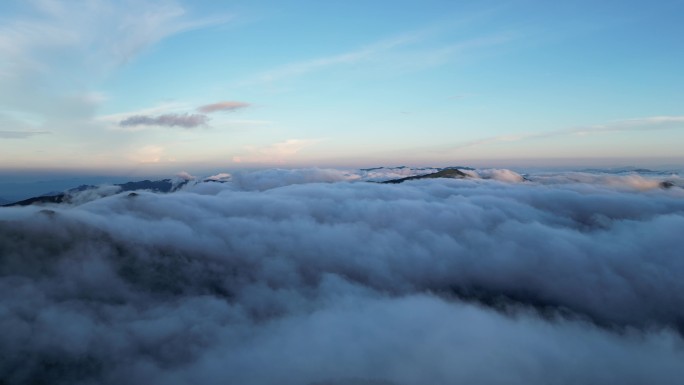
[250,34,420,84]
[197,101,250,113]
[0,130,50,139]
[581,115,684,133]
[176,171,196,181]
[100,103,268,132]
[0,0,230,137]
[119,113,209,129]
[206,172,231,182]
[463,168,526,182]
[244,26,515,85]
[98,102,189,129]
[1,169,684,383]
[126,144,164,163]
[447,116,684,151]
[235,139,322,163]
[0,0,229,72]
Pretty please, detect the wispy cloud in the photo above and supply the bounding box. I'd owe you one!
[197,101,251,113]
[580,116,684,133]
[447,116,684,151]
[244,27,516,85]
[249,33,423,84]
[234,139,322,164]
[448,93,475,100]
[0,0,230,70]
[0,0,231,132]
[127,144,165,163]
[0,130,50,139]
[119,113,209,129]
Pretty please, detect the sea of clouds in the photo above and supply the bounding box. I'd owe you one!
[1,167,684,384]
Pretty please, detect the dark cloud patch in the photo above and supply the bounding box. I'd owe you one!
[197,101,250,113]
[0,130,50,139]
[1,170,684,384]
[119,113,209,128]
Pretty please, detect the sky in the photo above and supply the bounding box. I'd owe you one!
[1,0,683,174]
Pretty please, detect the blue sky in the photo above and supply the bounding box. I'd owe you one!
[1,0,683,174]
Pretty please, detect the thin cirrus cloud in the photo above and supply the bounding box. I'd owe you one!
[0,130,50,139]
[197,101,251,113]
[243,26,516,86]
[443,115,684,151]
[249,33,423,84]
[119,113,210,129]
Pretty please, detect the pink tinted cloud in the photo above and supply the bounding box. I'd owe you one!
[197,101,251,113]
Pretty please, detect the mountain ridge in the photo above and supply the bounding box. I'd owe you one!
[2,179,188,207]
[2,166,679,207]
[2,168,474,207]
[381,168,469,184]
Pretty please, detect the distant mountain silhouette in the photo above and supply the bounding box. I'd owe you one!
[381,168,468,184]
[2,179,188,207]
[2,167,677,207]
[3,194,68,207]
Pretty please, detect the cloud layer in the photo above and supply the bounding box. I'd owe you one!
[1,169,684,384]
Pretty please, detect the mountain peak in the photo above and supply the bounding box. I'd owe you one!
[381,168,468,184]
